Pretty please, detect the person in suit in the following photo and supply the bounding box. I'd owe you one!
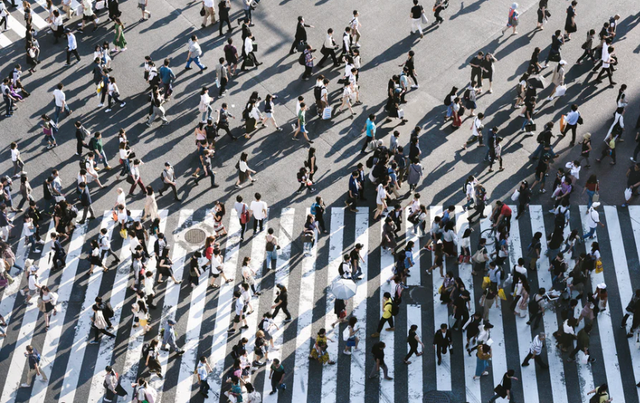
[433,323,452,365]
[51,232,66,270]
[346,170,360,212]
[77,182,96,224]
[289,16,314,54]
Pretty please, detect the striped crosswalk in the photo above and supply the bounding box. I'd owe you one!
[0,204,640,402]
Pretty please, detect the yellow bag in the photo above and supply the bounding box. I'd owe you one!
[595,259,603,274]
[119,227,127,239]
[498,288,507,301]
[559,115,566,133]
[482,276,491,290]
[96,81,104,94]
[438,285,444,294]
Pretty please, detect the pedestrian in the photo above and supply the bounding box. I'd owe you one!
[223,39,238,75]
[185,35,207,72]
[159,318,184,354]
[536,0,548,30]
[52,83,72,124]
[409,0,425,39]
[564,1,577,40]
[547,60,566,101]
[201,0,216,29]
[89,304,117,344]
[195,356,212,397]
[369,341,393,380]
[146,86,169,126]
[582,202,604,239]
[433,323,452,365]
[131,299,150,334]
[488,137,503,172]
[235,152,257,189]
[64,29,81,66]
[404,324,424,364]
[132,378,157,403]
[271,283,292,323]
[290,16,313,54]
[268,358,286,395]
[158,162,180,201]
[158,59,175,100]
[218,0,231,35]
[481,53,498,93]
[112,18,127,52]
[241,33,261,71]
[521,332,548,369]
[9,142,25,179]
[371,292,395,338]
[595,46,616,86]
[622,163,640,207]
[433,0,446,25]
[19,345,47,388]
[501,3,519,35]
[128,159,146,196]
[489,370,518,402]
[144,339,163,378]
[543,30,565,68]
[587,384,613,403]
[143,186,158,223]
[577,29,596,65]
[104,77,126,113]
[214,59,229,98]
[138,0,151,21]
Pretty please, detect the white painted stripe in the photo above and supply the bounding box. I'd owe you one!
[291,208,319,401]
[16,2,49,31]
[86,210,143,403]
[479,209,507,389]
[117,211,168,397]
[455,207,481,403]
[507,206,540,403]
[406,304,424,403]
[0,34,12,48]
[378,216,394,400]
[0,224,61,403]
[262,208,294,401]
[578,205,625,398]
[173,212,211,402]
[429,205,451,390]
[7,14,26,37]
[529,205,568,402]
[0,224,31,352]
[404,208,420,286]
[30,219,91,402]
[348,208,369,403]
[208,209,244,400]
[57,212,117,403]
[321,208,344,403]
[603,206,639,400]
[154,209,193,403]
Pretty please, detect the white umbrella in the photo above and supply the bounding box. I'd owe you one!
[330,278,357,300]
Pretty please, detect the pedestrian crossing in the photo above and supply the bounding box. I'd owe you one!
[1,204,640,402]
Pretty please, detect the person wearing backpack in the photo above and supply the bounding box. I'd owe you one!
[20,345,47,387]
[371,292,395,338]
[587,383,612,403]
[527,288,546,329]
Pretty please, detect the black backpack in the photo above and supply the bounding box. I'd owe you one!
[365,156,375,169]
[103,302,114,319]
[298,53,305,66]
[314,85,323,101]
[444,94,452,106]
[463,89,471,101]
[142,343,151,359]
[388,301,400,316]
[43,181,52,200]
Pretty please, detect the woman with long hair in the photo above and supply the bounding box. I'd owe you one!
[212,201,228,236]
[143,186,158,222]
[235,152,256,188]
[263,94,282,131]
[112,18,127,52]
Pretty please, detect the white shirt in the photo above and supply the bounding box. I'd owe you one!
[99,234,111,250]
[472,117,483,137]
[116,192,126,207]
[129,237,141,253]
[130,165,140,180]
[197,362,208,380]
[242,265,255,283]
[28,274,39,290]
[238,160,248,173]
[514,264,527,277]
[199,93,212,113]
[53,89,66,107]
[323,34,334,49]
[234,201,248,216]
[107,82,118,95]
[585,208,600,229]
[342,32,350,52]
[211,254,223,274]
[375,183,387,205]
[11,149,19,162]
[296,100,302,116]
[530,335,544,355]
[203,0,214,7]
[250,200,267,220]
[82,0,93,16]
[189,41,202,58]
[244,37,253,55]
[235,298,245,316]
[67,33,77,50]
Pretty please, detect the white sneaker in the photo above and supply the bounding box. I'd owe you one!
[631,157,636,162]
[98,103,103,107]
[105,109,112,112]
[411,85,419,89]
[343,350,352,355]
[120,102,126,107]
[20,383,30,388]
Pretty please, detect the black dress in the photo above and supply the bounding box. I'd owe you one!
[564,6,576,33]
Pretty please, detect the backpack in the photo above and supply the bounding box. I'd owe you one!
[589,393,604,403]
[103,302,114,319]
[444,94,452,106]
[258,318,267,331]
[365,155,375,169]
[32,349,41,364]
[142,343,151,359]
[388,301,400,316]
[314,85,322,100]
[463,89,471,101]
[43,182,52,200]
[298,53,305,66]
[242,104,250,120]
[310,203,319,216]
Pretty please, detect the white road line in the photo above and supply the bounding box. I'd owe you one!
[406,304,423,402]
[529,205,568,402]
[480,209,507,389]
[173,212,210,402]
[117,211,167,398]
[455,207,481,403]
[0,224,31,352]
[404,208,420,286]
[291,208,319,401]
[86,210,143,403]
[578,205,624,399]
[153,209,193,403]
[16,2,49,31]
[208,209,243,401]
[7,13,26,37]
[378,217,394,400]
[429,205,451,391]
[0,34,12,48]
[30,218,92,403]
[262,208,294,401]
[321,208,344,403]
[507,206,540,403]
[244,209,268,351]
[57,213,116,403]
[603,206,639,400]
[0,225,60,403]
[348,208,369,403]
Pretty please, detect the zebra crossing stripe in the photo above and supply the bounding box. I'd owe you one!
[530,206,569,402]
[628,206,640,396]
[262,208,295,401]
[379,217,395,400]
[321,208,345,403]
[16,2,49,32]
[154,209,193,403]
[507,206,540,403]
[0,223,56,403]
[292,209,319,400]
[30,219,91,403]
[85,210,143,403]
[404,209,420,287]
[209,209,243,401]
[0,224,31,352]
[57,212,116,403]
[604,206,640,401]
[348,208,369,403]
[0,34,12,48]
[455,207,482,403]
[429,205,451,390]
[578,205,625,398]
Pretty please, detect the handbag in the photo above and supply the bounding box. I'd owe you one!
[548,51,561,63]
[625,187,633,201]
[398,109,405,119]
[494,384,507,398]
[119,228,127,239]
[420,13,428,25]
[322,107,332,120]
[37,298,46,312]
[524,123,536,132]
[481,276,491,290]
[126,175,134,184]
[302,232,314,243]
[240,205,250,225]
[592,192,599,203]
[252,43,258,52]
[296,40,306,53]
[96,0,105,10]
[595,259,603,274]
[200,5,206,16]
[498,288,507,301]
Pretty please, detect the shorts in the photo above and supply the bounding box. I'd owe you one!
[265,112,273,119]
[28,288,37,297]
[376,204,385,213]
[137,3,146,11]
[346,337,356,347]
[83,14,95,22]
[234,314,241,323]
[300,124,307,133]
[263,330,273,341]
[211,272,220,278]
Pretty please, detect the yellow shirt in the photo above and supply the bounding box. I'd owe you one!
[382,301,393,319]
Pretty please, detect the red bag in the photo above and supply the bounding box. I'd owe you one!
[240,205,250,225]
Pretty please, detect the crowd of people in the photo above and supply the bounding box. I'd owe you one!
[1,0,640,402]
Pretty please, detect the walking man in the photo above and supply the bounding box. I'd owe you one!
[196,356,212,398]
[77,182,96,224]
[360,114,376,154]
[158,59,176,100]
[19,345,47,388]
[185,36,207,72]
[371,292,395,338]
[65,29,80,65]
[522,332,549,369]
[250,192,267,234]
[161,319,185,354]
[128,159,146,196]
[369,341,393,380]
[52,83,72,124]
[289,16,313,54]
[433,323,452,365]
[567,324,595,363]
[159,162,180,201]
[201,0,216,29]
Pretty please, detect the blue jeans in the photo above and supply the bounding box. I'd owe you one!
[266,250,277,270]
[585,189,595,209]
[521,118,533,131]
[201,106,212,122]
[583,226,596,239]
[53,104,70,124]
[186,56,205,70]
[244,8,251,22]
[475,358,489,377]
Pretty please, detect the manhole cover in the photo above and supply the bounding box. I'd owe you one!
[184,228,206,245]
[424,391,450,403]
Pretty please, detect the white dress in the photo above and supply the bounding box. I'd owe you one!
[144,193,158,221]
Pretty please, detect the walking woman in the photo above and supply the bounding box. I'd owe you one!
[271,284,292,322]
[157,246,182,284]
[131,299,150,334]
[199,87,213,122]
[473,343,492,380]
[343,316,360,355]
[143,186,158,222]
[501,3,519,35]
[528,48,543,75]
[89,239,108,274]
[241,256,261,296]
[547,60,566,101]
[90,304,116,344]
[564,1,577,41]
[311,196,327,233]
[103,366,126,402]
[145,339,163,379]
[235,152,257,188]
[39,286,57,331]
[582,174,598,209]
[587,384,613,403]
[578,133,592,168]
[404,324,424,364]
[481,53,498,93]
[407,158,423,193]
[536,0,548,30]
[211,201,228,236]
[306,147,318,181]
[105,77,126,112]
[112,18,127,52]
[263,94,282,131]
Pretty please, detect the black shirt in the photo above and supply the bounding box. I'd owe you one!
[501,374,512,390]
[405,57,415,72]
[628,168,640,188]
[218,1,229,18]
[276,290,288,305]
[470,56,483,71]
[407,329,418,346]
[371,342,385,364]
[410,5,423,19]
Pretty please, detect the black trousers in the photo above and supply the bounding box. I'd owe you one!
[272,303,291,320]
[218,123,234,139]
[376,316,394,333]
[238,219,247,239]
[67,48,80,64]
[76,139,84,155]
[100,248,119,262]
[253,218,264,232]
[471,69,482,87]
[468,201,485,221]
[434,8,444,23]
[562,123,578,143]
[435,343,449,362]
[93,326,116,341]
[290,37,303,53]
[218,16,231,35]
[596,66,614,84]
[159,182,179,199]
[405,342,419,360]
[317,48,338,66]
[361,136,373,153]
[219,77,228,95]
[302,65,312,79]
[522,352,548,368]
[577,48,595,64]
